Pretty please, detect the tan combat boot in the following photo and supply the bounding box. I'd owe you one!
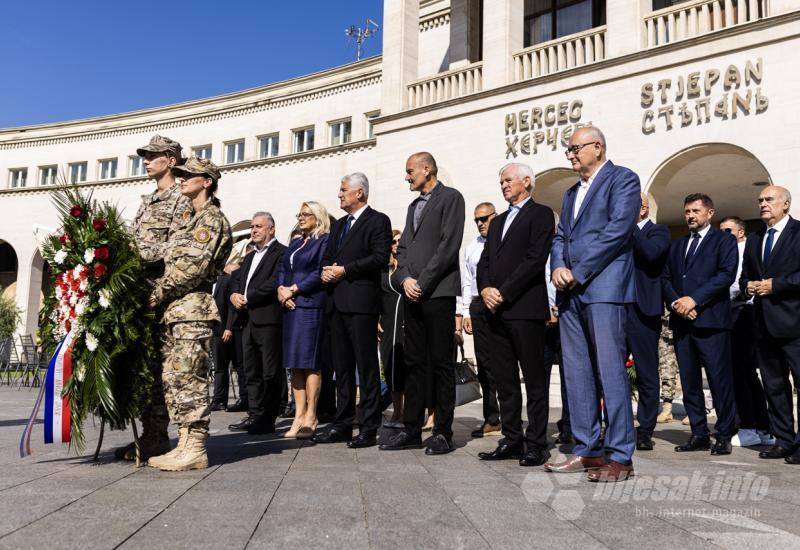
[150,429,209,472]
[146,427,189,468]
[656,402,673,423]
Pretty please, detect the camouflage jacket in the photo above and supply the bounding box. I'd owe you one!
[132,182,193,277]
[151,200,233,324]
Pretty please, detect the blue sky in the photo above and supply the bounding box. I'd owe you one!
[0,1,384,128]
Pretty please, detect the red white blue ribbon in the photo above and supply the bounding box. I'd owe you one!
[20,330,75,457]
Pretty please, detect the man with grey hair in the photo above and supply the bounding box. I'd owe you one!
[476,162,555,466]
[229,212,287,434]
[315,172,392,447]
[741,185,800,463]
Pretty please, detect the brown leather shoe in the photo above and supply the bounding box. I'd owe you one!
[587,460,634,482]
[543,454,607,473]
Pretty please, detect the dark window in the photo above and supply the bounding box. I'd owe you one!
[524,0,606,47]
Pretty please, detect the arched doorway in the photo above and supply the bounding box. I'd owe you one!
[24,250,49,338]
[647,143,771,233]
[533,167,576,213]
[0,241,18,299]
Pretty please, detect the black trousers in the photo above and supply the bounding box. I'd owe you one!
[543,323,570,434]
[330,310,382,433]
[212,329,247,405]
[731,305,769,431]
[317,322,337,417]
[243,323,284,423]
[755,324,800,450]
[674,327,736,437]
[469,301,500,426]
[626,304,661,437]
[486,315,548,450]
[403,297,456,439]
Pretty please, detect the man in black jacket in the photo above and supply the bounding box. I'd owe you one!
[380,152,465,455]
[228,212,286,434]
[475,162,554,467]
[740,186,800,463]
[313,173,392,447]
[210,258,248,411]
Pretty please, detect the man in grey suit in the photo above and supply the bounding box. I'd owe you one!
[380,152,465,455]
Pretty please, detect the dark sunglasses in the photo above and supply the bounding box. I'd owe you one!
[474,214,494,224]
[722,228,732,233]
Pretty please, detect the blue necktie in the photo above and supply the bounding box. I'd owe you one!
[762,228,777,268]
[684,232,700,269]
[338,215,354,246]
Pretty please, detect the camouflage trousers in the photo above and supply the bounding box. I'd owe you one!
[140,320,170,440]
[658,320,679,402]
[161,320,213,434]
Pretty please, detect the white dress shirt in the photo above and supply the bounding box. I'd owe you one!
[502,196,531,240]
[637,218,650,230]
[460,235,486,316]
[545,254,556,308]
[761,214,790,261]
[349,203,369,223]
[730,240,746,302]
[684,224,711,258]
[244,238,276,297]
[573,160,608,219]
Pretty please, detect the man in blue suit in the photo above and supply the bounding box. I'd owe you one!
[627,193,670,451]
[662,193,738,455]
[544,126,641,482]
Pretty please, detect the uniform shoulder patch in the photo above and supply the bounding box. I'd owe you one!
[194,227,212,244]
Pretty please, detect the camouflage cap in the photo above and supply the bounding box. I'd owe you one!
[173,156,222,182]
[136,134,183,157]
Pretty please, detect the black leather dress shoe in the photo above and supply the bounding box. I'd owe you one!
[279,405,296,419]
[759,444,795,459]
[675,435,711,452]
[229,416,257,431]
[226,400,248,413]
[210,402,227,412]
[555,432,575,445]
[247,420,276,435]
[785,451,800,464]
[378,431,423,451]
[711,437,732,455]
[478,442,523,461]
[519,448,550,467]
[347,432,377,448]
[425,434,455,455]
[636,435,655,451]
[312,425,353,444]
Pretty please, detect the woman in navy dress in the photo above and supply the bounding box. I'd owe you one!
[276,201,330,438]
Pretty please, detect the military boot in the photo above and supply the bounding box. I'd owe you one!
[114,432,172,461]
[149,428,209,472]
[146,427,189,468]
[656,401,673,423]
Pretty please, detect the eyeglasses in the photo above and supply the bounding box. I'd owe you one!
[564,142,599,157]
[296,212,314,219]
[474,214,495,224]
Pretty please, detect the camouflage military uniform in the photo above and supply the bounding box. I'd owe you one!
[658,310,679,402]
[151,198,232,434]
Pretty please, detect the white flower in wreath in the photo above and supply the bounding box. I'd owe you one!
[53,249,68,265]
[69,294,79,306]
[98,289,111,309]
[55,286,63,299]
[85,332,99,352]
[79,278,88,292]
[83,249,95,264]
[75,300,87,316]
[73,264,86,279]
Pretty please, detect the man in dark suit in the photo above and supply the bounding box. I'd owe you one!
[313,172,392,447]
[380,152,465,455]
[544,126,640,483]
[228,212,287,434]
[475,162,554,466]
[740,186,800,463]
[627,193,670,451]
[663,193,738,455]
[210,258,248,411]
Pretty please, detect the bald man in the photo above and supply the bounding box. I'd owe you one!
[625,193,670,451]
[740,185,800,464]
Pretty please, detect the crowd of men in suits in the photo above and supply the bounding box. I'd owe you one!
[207,124,800,483]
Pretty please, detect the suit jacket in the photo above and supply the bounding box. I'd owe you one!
[226,268,247,330]
[662,227,738,331]
[739,216,800,338]
[632,220,670,317]
[237,241,287,326]
[212,271,233,336]
[550,161,641,304]
[392,182,465,298]
[477,199,554,320]
[277,234,329,309]
[322,206,392,314]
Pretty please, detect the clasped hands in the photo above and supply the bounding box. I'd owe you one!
[551,267,577,291]
[672,296,698,321]
[230,292,247,310]
[403,278,423,302]
[277,284,298,311]
[321,263,346,284]
[481,287,504,313]
[746,279,773,297]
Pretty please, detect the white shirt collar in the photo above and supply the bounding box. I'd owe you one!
[768,215,790,232]
[349,204,369,221]
[581,160,609,187]
[637,218,650,230]
[254,237,276,253]
[509,196,531,210]
[692,224,711,239]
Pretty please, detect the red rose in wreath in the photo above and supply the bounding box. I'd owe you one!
[94,263,107,278]
[94,247,110,261]
[59,233,71,245]
[92,218,107,231]
[69,205,83,218]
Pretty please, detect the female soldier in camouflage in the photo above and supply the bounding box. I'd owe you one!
[147,156,232,471]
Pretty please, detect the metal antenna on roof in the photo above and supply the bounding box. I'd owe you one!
[345,19,380,61]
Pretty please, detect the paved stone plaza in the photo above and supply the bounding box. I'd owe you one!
[1,381,800,550]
